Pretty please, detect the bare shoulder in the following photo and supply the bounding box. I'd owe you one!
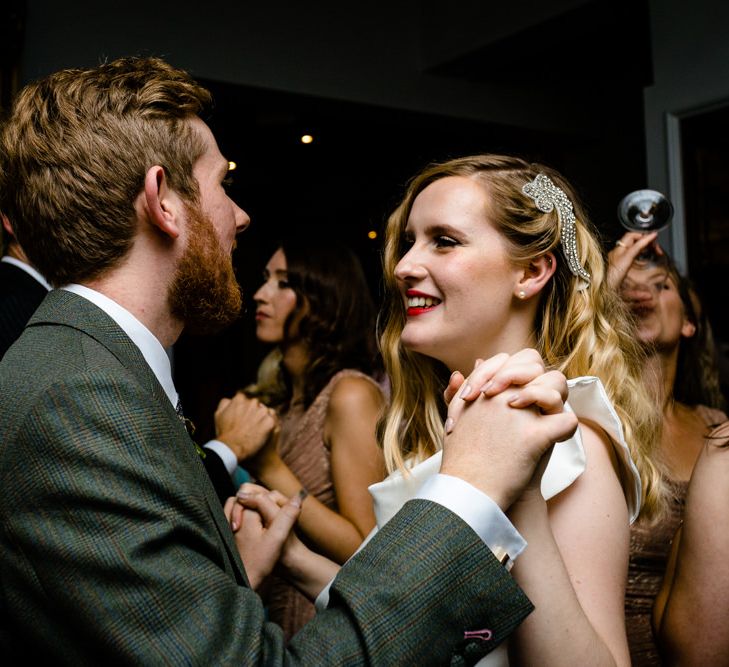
[328,376,384,416]
[576,419,621,477]
[691,423,729,487]
[547,419,627,526]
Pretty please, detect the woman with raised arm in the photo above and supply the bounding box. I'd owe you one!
[608,235,726,665]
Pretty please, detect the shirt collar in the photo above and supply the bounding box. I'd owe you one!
[61,284,178,407]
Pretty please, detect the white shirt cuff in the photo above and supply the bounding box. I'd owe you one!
[203,440,238,477]
[415,473,526,567]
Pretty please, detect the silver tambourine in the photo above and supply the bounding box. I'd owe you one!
[617,189,673,232]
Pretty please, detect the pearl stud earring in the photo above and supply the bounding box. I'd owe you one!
[518,290,527,299]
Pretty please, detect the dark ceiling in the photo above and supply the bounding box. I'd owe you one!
[427,0,653,87]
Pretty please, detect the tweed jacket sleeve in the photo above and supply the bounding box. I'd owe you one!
[0,291,532,665]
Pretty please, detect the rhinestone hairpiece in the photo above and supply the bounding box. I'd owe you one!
[522,174,591,289]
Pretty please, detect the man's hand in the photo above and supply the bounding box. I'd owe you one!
[214,392,277,462]
[440,350,578,511]
[223,483,302,590]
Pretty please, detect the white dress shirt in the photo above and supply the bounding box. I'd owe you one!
[61,284,178,408]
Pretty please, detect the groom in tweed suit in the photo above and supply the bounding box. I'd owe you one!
[0,57,577,664]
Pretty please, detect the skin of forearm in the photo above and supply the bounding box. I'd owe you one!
[253,456,367,564]
[279,541,341,601]
[657,445,729,664]
[508,506,622,667]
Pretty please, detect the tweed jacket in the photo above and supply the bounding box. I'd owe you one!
[0,290,532,665]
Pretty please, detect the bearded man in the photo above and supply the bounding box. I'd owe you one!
[0,57,577,664]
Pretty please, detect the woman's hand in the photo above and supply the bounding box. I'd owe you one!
[606,231,661,291]
[214,392,277,462]
[440,350,576,510]
[222,482,302,590]
[227,483,339,600]
[444,348,570,434]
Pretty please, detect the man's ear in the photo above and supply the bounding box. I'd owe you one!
[514,252,557,300]
[141,166,182,239]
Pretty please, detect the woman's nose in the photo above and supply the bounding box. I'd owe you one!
[394,247,426,283]
[253,284,267,303]
[622,279,655,303]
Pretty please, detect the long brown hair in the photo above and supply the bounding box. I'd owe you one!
[249,240,381,410]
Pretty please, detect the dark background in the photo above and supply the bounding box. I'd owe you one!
[2,0,728,435]
[175,77,647,440]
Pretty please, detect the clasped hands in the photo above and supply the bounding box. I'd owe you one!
[214,392,279,468]
[440,348,577,510]
[224,348,578,589]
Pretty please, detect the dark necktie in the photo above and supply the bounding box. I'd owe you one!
[175,397,196,437]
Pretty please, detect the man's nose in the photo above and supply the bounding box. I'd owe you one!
[235,204,250,233]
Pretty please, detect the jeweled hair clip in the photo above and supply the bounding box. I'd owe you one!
[522,173,591,290]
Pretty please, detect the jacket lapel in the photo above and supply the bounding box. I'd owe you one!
[28,290,249,585]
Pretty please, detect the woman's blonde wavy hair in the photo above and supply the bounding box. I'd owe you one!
[379,154,664,519]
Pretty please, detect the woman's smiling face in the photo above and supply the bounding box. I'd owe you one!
[394,176,524,372]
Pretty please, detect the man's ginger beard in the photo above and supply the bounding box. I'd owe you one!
[168,202,242,334]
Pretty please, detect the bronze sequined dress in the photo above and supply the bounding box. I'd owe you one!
[626,404,726,666]
[266,369,383,640]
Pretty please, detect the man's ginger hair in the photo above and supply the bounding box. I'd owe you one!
[0,57,212,286]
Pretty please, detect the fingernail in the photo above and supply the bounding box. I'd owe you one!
[507,393,521,405]
[458,383,472,399]
[450,370,459,380]
[444,417,454,434]
[481,380,493,394]
[291,487,308,508]
[236,491,253,500]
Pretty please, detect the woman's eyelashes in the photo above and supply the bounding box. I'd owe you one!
[433,235,458,248]
[399,232,460,255]
[399,234,415,256]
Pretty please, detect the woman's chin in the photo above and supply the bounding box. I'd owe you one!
[255,329,282,345]
[402,338,449,367]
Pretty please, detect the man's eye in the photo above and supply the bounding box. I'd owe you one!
[278,280,290,289]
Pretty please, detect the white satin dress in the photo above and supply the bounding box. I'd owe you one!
[316,377,642,666]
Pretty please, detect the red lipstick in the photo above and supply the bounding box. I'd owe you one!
[405,289,441,316]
